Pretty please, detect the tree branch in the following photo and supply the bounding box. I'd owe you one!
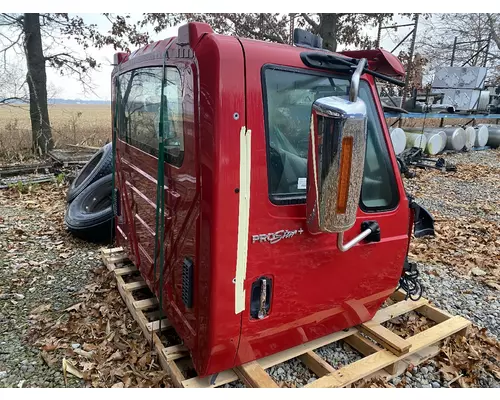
[0,31,23,53]
[487,14,500,51]
[301,13,319,33]
[0,96,27,104]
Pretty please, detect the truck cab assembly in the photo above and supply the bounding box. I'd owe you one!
[110,22,433,378]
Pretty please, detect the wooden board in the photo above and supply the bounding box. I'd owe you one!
[101,247,472,389]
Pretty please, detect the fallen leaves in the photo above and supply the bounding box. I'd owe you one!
[25,266,173,388]
[409,215,499,282]
[406,156,500,286]
[436,325,500,387]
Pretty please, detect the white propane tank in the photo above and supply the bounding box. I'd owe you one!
[464,126,476,151]
[442,127,466,151]
[484,125,500,148]
[423,132,444,155]
[389,127,407,155]
[437,130,447,152]
[474,125,489,147]
[404,127,449,153]
[405,132,427,151]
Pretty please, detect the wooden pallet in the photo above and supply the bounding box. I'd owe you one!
[101,247,471,388]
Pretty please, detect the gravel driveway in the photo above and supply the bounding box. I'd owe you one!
[1,149,499,388]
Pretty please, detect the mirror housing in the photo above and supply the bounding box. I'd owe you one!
[306,59,368,234]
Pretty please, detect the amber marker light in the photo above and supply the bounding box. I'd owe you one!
[336,136,353,214]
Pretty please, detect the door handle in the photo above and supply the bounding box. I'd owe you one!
[337,220,380,252]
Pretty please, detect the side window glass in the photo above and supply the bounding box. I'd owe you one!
[117,67,184,167]
[161,68,184,166]
[118,68,163,156]
[358,85,397,210]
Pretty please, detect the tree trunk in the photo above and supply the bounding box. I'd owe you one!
[319,14,338,52]
[23,13,53,155]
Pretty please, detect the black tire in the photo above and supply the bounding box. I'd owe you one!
[65,174,114,243]
[66,143,113,203]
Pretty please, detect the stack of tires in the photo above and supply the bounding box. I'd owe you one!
[64,143,114,243]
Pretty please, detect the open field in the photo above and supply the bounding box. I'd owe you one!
[0,104,110,159]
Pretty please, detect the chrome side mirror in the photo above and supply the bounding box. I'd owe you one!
[306,59,368,235]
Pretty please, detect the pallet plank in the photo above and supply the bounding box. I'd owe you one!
[101,247,124,255]
[182,369,239,388]
[133,298,158,311]
[372,297,429,324]
[299,351,336,377]
[344,333,381,356]
[114,266,138,276]
[416,304,453,324]
[344,333,400,375]
[258,328,357,369]
[305,316,471,388]
[163,344,189,361]
[147,319,172,333]
[359,323,411,356]
[123,280,148,291]
[235,361,279,388]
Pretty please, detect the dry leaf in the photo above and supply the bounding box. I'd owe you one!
[80,361,96,372]
[440,363,459,381]
[485,281,500,290]
[73,348,93,358]
[42,343,58,352]
[40,351,57,367]
[62,357,84,381]
[111,382,124,388]
[30,303,51,314]
[65,303,83,312]
[107,350,124,362]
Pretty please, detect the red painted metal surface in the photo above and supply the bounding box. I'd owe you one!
[341,48,406,78]
[111,22,411,378]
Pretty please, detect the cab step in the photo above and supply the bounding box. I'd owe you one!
[101,247,471,388]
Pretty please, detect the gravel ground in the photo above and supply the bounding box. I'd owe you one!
[0,184,101,388]
[1,149,499,388]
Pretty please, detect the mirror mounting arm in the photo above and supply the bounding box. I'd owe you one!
[349,58,367,102]
[337,221,380,252]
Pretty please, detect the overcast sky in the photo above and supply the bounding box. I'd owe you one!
[1,13,415,101]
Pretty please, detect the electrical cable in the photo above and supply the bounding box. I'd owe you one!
[397,262,424,301]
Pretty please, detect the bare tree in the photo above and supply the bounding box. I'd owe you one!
[134,13,405,52]
[0,60,28,104]
[0,13,144,155]
[417,14,500,85]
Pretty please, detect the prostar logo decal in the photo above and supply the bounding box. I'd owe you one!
[252,228,304,244]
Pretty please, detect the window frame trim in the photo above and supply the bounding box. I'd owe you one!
[260,63,399,212]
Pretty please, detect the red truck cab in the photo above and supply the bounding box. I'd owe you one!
[111,22,418,377]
